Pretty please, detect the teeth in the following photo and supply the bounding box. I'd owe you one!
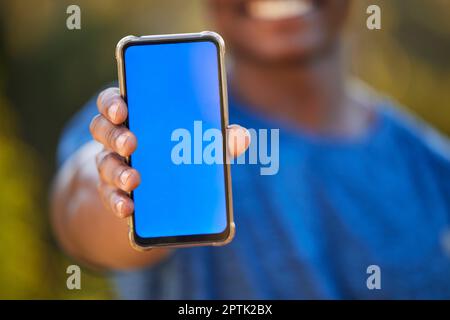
[247,0,314,21]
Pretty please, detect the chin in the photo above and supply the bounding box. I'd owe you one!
[214,0,348,65]
[250,36,330,64]
[234,31,335,65]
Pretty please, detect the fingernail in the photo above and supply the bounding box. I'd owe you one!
[116,133,129,149]
[108,103,119,120]
[115,199,124,215]
[120,170,132,186]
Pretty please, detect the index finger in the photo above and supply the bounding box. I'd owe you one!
[97,87,128,125]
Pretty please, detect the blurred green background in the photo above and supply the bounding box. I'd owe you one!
[0,0,448,299]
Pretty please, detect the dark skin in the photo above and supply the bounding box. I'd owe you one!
[211,0,374,136]
[51,0,374,270]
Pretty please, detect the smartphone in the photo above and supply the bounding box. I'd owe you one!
[115,32,234,250]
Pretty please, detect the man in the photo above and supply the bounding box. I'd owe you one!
[51,0,450,298]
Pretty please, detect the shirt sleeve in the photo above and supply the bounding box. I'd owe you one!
[56,94,99,167]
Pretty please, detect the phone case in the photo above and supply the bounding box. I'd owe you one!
[115,31,235,251]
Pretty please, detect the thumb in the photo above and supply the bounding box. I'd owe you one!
[227,124,251,158]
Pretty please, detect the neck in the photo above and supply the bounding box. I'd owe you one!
[229,45,371,136]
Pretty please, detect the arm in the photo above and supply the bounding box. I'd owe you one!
[50,140,169,270]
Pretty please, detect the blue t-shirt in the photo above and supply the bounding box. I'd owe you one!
[58,91,450,299]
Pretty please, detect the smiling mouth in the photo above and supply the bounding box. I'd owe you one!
[246,0,320,21]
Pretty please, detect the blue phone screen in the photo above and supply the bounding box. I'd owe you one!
[124,40,227,239]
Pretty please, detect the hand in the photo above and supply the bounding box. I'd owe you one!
[90,87,250,218]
